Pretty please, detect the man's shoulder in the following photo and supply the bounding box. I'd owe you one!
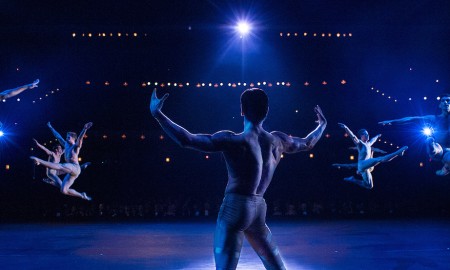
[270,131,289,140]
[212,130,240,141]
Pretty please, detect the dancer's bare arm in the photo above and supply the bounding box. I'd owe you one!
[272,105,327,153]
[76,122,93,148]
[0,79,39,100]
[47,122,66,146]
[378,115,434,125]
[369,134,381,146]
[338,123,359,145]
[33,138,53,156]
[150,89,233,152]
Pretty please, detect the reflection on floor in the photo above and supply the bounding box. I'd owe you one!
[0,219,449,269]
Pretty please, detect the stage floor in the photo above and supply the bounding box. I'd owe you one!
[0,219,449,270]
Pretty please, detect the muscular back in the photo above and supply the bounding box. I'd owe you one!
[217,128,284,196]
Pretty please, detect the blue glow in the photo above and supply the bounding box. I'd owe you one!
[422,127,433,137]
[236,21,251,36]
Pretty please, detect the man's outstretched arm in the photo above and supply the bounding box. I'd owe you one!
[338,123,359,145]
[47,122,66,146]
[273,105,327,153]
[150,89,227,152]
[0,79,39,100]
[369,134,381,146]
[33,138,53,156]
[378,115,433,125]
[75,122,93,148]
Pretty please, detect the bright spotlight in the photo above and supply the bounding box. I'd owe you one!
[0,131,4,137]
[422,127,433,137]
[236,21,251,37]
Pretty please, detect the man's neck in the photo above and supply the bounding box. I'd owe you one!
[243,118,264,132]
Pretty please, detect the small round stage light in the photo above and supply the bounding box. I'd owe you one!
[422,127,433,137]
[236,21,251,37]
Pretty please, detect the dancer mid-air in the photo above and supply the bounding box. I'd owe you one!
[333,123,408,189]
[30,122,93,201]
[33,138,91,187]
[150,88,327,270]
[379,94,450,176]
[33,138,64,187]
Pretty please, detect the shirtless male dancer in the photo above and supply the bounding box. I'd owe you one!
[332,123,408,189]
[33,138,91,187]
[379,94,450,176]
[33,138,64,186]
[150,88,327,270]
[30,122,93,201]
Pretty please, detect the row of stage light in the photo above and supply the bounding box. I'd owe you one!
[85,80,347,88]
[86,81,295,88]
[70,32,353,39]
[2,80,351,105]
[85,80,352,88]
[3,80,445,106]
[280,32,353,38]
[370,82,444,103]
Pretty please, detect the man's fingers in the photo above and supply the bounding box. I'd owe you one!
[151,89,158,99]
[161,93,169,102]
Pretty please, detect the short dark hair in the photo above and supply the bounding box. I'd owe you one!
[439,93,450,100]
[67,132,77,139]
[240,88,269,124]
[357,129,368,137]
[52,145,62,151]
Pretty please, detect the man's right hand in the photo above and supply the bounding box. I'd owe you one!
[338,123,347,129]
[29,79,39,89]
[314,105,327,126]
[150,89,169,117]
